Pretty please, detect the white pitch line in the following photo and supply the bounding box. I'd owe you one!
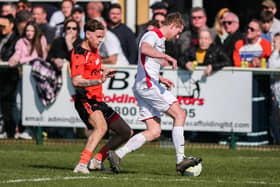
[1,176,280,186]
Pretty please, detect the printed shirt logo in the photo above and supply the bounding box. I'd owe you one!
[95,58,100,65]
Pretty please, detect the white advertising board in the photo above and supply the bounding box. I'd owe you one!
[22,64,252,132]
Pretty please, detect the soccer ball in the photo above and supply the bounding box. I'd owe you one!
[183,163,202,177]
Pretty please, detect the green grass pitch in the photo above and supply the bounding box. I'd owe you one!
[0,142,279,187]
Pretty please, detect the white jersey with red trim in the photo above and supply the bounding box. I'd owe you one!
[134,28,166,88]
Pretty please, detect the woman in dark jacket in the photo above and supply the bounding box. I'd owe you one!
[47,19,82,71]
[178,28,231,76]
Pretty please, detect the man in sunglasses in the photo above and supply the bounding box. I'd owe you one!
[0,15,19,139]
[218,12,243,66]
[233,19,272,67]
[170,7,208,59]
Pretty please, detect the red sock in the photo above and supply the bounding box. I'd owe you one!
[94,146,109,162]
[79,149,92,165]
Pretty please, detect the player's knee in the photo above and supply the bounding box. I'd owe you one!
[95,124,108,135]
[176,110,186,121]
[151,128,161,139]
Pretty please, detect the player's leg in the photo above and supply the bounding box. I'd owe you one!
[74,110,108,173]
[89,116,133,170]
[165,102,202,174]
[108,117,161,173]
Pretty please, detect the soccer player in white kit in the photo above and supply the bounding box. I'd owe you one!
[108,12,202,175]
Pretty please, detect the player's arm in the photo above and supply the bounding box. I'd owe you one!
[141,42,177,70]
[72,75,104,87]
[72,68,116,88]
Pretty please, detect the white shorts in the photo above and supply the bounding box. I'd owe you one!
[133,80,177,121]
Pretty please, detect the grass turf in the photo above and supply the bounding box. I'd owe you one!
[0,143,279,187]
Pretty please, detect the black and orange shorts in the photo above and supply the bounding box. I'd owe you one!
[74,95,119,129]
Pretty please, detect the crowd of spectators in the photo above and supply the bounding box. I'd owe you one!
[0,0,279,144]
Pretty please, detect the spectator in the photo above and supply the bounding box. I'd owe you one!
[137,12,165,39]
[152,12,166,28]
[171,7,209,58]
[49,0,74,38]
[8,21,48,139]
[108,3,137,64]
[213,8,230,45]
[0,15,19,139]
[8,21,48,67]
[233,19,272,67]
[71,6,85,39]
[218,12,243,65]
[136,20,160,46]
[268,32,280,144]
[86,1,104,21]
[261,0,280,39]
[15,10,32,36]
[47,19,82,71]
[1,3,17,18]
[178,28,230,76]
[98,19,129,66]
[32,5,56,47]
[150,1,168,16]
[260,10,274,43]
[16,0,32,13]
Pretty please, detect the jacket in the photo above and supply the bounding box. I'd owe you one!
[178,44,231,71]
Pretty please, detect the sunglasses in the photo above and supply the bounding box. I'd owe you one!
[192,16,203,20]
[155,20,164,24]
[248,26,257,32]
[66,26,77,31]
[222,21,236,25]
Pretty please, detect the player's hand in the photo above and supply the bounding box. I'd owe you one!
[164,54,177,70]
[105,69,116,78]
[101,68,116,83]
[159,76,174,90]
[251,57,260,67]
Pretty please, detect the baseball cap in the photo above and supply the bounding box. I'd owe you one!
[150,2,168,10]
[72,6,84,14]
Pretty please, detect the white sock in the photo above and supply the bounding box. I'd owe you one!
[172,126,185,164]
[115,133,146,159]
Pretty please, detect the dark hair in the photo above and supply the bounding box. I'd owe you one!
[0,14,15,24]
[23,21,44,57]
[17,0,31,8]
[15,10,32,24]
[146,19,160,29]
[32,5,46,14]
[250,18,262,30]
[64,19,80,37]
[152,12,166,20]
[109,3,121,11]
[260,11,274,23]
[84,19,104,32]
[275,32,280,37]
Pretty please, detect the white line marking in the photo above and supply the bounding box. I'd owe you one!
[1,175,280,185]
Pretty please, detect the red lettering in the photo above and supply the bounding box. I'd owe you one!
[103,94,137,104]
[177,96,205,106]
